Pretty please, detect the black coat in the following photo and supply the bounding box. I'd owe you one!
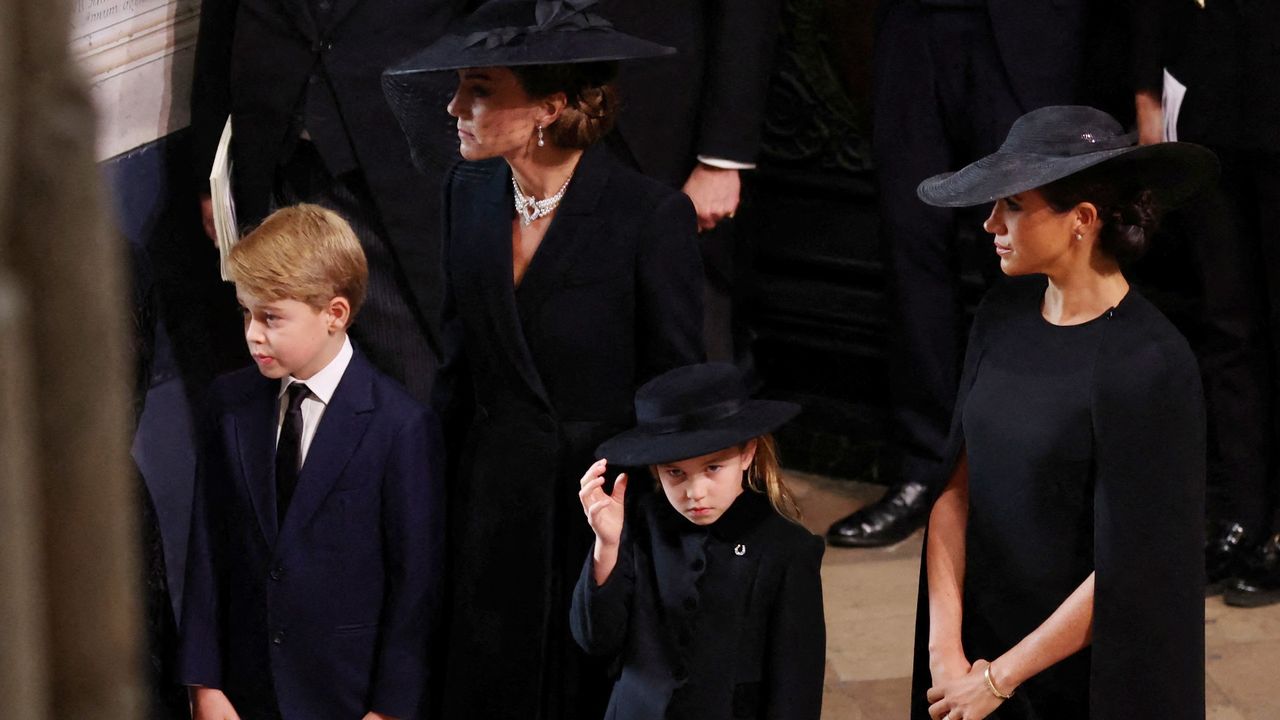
[179,348,446,720]
[598,0,784,187]
[570,491,826,720]
[190,0,467,327]
[910,278,1206,719]
[433,144,705,720]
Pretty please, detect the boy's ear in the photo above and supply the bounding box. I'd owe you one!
[325,296,352,332]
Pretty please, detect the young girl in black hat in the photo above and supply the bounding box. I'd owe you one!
[570,362,826,720]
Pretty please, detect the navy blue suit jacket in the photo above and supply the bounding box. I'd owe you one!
[179,346,444,720]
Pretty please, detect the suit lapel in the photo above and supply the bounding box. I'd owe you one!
[464,163,553,406]
[514,144,612,317]
[278,349,376,544]
[233,377,281,548]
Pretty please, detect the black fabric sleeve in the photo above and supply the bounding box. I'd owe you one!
[634,190,705,380]
[189,0,239,187]
[695,0,785,163]
[1088,316,1205,719]
[1127,0,1168,94]
[569,533,636,659]
[763,535,826,720]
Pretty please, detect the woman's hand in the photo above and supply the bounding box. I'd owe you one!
[928,647,971,690]
[926,659,1005,720]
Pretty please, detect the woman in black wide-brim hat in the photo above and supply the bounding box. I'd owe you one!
[382,3,704,719]
[910,106,1216,720]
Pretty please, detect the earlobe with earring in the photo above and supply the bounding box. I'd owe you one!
[537,124,545,148]
[1074,230,1083,241]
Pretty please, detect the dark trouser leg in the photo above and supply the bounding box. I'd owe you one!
[829,6,1024,547]
[273,142,438,402]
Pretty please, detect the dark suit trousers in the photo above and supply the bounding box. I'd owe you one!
[1176,147,1280,531]
[871,4,1026,486]
[273,141,437,402]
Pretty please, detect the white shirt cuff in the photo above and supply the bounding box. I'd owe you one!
[696,155,756,171]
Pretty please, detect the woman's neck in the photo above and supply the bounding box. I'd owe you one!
[1042,259,1129,326]
[506,145,584,199]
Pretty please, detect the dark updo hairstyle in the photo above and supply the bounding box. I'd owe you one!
[511,61,620,150]
[1039,163,1164,266]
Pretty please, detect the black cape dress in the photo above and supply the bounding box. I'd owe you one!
[910,276,1206,720]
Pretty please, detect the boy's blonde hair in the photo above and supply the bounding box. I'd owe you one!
[228,204,368,320]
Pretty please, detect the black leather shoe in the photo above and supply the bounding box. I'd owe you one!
[827,480,931,548]
[1224,534,1280,608]
[1205,520,1252,596]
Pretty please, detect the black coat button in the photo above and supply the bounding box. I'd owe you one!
[272,630,285,645]
[318,0,331,9]
[683,596,698,612]
[269,566,283,581]
[672,665,689,684]
[690,558,704,572]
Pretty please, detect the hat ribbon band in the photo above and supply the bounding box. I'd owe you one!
[636,398,747,435]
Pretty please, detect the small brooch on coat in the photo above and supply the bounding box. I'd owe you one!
[734,544,746,556]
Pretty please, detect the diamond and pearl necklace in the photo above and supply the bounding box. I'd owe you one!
[512,172,573,227]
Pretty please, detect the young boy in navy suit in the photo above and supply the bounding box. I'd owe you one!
[180,204,444,720]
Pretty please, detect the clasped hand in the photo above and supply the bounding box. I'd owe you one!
[927,658,1004,720]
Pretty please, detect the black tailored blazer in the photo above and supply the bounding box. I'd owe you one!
[598,0,784,187]
[876,0,1088,112]
[178,348,446,720]
[571,491,827,720]
[433,143,705,719]
[190,0,469,327]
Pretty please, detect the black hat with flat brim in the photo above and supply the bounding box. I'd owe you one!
[596,363,800,466]
[917,105,1219,209]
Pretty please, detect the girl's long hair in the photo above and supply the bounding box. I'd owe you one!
[746,434,802,523]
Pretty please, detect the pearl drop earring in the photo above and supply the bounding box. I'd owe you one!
[537,124,545,147]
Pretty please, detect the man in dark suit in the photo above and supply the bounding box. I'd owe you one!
[597,0,783,363]
[828,0,1090,547]
[180,206,444,719]
[191,0,469,401]
[1132,0,1280,605]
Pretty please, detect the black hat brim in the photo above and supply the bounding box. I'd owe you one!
[384,29,675,75]
[917,141,1220,209]
[595,400,800,466]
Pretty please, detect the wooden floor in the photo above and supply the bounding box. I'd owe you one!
[787,471,1280,720]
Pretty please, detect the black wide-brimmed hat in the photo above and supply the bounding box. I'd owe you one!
[383,0,673,172]
[917,105,1218,208]
[596,363,801,466]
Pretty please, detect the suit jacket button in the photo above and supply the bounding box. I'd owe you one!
[269,566,283,581]
[272,630,285,645]
[537,414,555,432]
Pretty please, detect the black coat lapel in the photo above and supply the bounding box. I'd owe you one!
[232,377,281,548]
[278,350,376,544]
[514,144,612,317]
[465,163,553,405]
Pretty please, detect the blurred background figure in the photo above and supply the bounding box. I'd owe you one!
[828,0,1093,548]
[600,0,783,370]
[1133,0,1280,606]
[190,0,471,401]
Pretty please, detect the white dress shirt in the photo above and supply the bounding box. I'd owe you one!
[276,336,353,465]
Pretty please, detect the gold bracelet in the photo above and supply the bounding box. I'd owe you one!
[984,665,1013,700]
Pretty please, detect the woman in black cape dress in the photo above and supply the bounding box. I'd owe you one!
[384,3,704,718]
[908,106,1216,720]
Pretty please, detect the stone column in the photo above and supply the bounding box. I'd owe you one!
[0,0,142,716]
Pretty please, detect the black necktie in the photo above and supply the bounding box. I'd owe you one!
[276,383,310,526]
